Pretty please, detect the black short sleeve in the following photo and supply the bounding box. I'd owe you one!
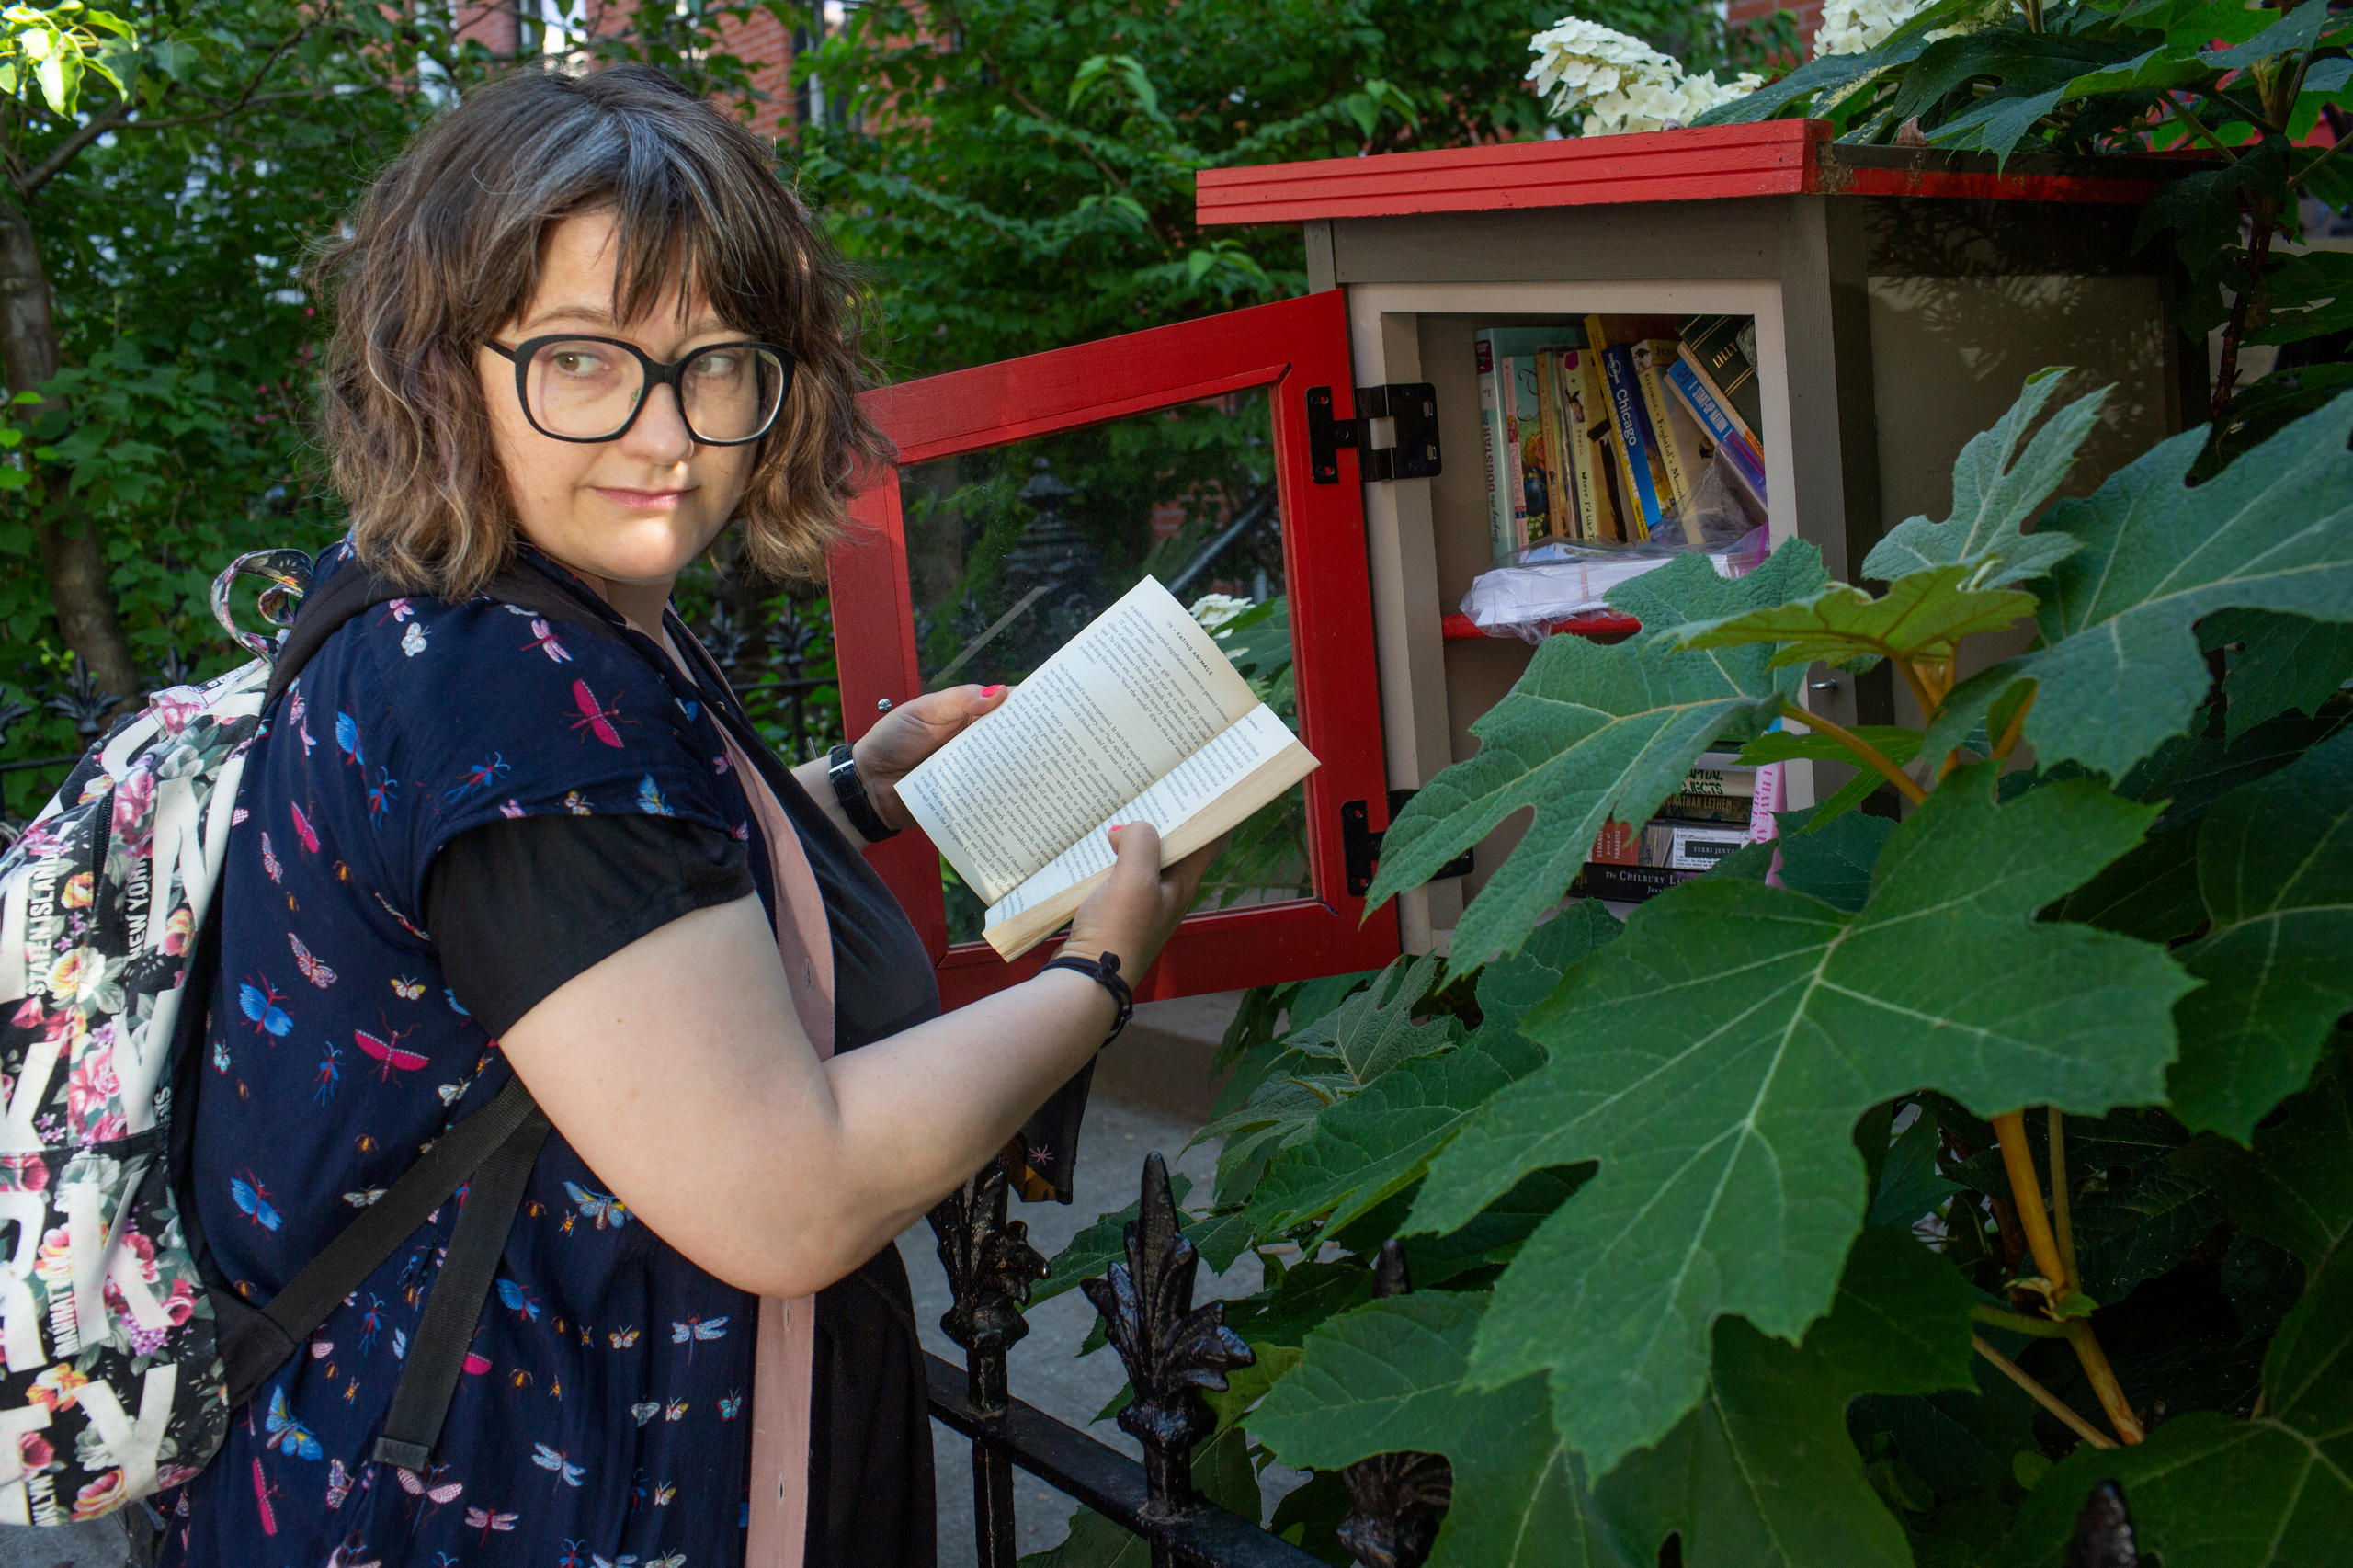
[423,814,756,1037]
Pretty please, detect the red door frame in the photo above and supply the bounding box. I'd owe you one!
[827,290,1401,1007]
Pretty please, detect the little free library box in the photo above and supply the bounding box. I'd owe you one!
[828,120,2200,1006]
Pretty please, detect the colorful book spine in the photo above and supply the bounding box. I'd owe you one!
[1507,353,1554,554]
[1600,345,1666,540]
[1678,313,1763,434]
[1631,342,1697,510]
[1573,348,1626,542]
[1474,333,1517,562]
[1558,350,1603,542]
[1495,352,1531,558]
[1664,356,1767,502]
[1534,351,1581,541]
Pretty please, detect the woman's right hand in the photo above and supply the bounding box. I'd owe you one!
[1061,821,1224,976]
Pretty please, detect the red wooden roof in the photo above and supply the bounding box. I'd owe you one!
[1195,120,2183,226]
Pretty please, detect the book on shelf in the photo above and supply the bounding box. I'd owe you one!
[1475,334,1511,562]
[1664,351,1767,510]
[1556,349,1607,543]
[1589,816,1753,870]
[896,576,1318,960]
[1533,350,1584,541]
[1631,340,1706,510]
[1595,337,1672,540]
[1570,347,1629,542]
[1677,312,1762,436]
[1570,862,1688,902]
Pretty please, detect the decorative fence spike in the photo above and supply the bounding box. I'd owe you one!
[1083,1152,1255,1520]
[928,1158,1047,1568]
[2067,1482,2139,1568]
[1335,1242,1453,1568]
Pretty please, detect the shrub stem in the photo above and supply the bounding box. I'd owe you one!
[1778,699,1927,805]
[1992,1110,2070,1291]
[1972,1335,2115,1449]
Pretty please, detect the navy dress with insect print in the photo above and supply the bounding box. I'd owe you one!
[158,541,938,1568]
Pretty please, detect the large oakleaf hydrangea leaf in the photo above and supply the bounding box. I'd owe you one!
[1859,369,2103,589]
[1251,1290,1638,1568]
[2167,727,2353,1139]
[1924,391,2353,779]
[1596,1229,1977,1568]
[2177,1038,2351,1274]
[1674,565,2039,674]
[1365,543,1827,967]
[1405,768,2191,1472]
[2003,1231,2353,1567]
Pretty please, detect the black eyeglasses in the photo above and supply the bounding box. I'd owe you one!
[484,335,795,446]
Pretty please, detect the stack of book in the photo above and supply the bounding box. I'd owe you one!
[1569,756,1765,903]
[1476,314,1766,563]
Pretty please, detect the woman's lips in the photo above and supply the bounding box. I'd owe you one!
[595,485,693,509]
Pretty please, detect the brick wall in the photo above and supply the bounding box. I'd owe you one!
[1727,0,1822,51]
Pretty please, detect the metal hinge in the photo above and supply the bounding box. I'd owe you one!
[1307,383,1442,485]
[1343,790,1476,898]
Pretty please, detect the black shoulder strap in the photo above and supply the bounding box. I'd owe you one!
[179,551,612,1466]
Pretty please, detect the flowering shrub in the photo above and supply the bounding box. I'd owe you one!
[1527,15,1760,135]
[1812,0,1933,56]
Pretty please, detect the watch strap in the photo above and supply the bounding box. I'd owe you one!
[827,742,902,844]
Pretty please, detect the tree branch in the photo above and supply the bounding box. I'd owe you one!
[15,21,315,202]
[11,98,132,201]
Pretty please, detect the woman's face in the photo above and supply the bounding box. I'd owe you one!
[477,209,759,614]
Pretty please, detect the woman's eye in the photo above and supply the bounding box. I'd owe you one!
[688,351,741,377]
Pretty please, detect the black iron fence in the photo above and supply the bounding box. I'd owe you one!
[926,1152,2151,1568]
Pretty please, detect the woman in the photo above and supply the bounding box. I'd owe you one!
[163,63,1217,1567]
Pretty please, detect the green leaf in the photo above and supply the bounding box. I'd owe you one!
[2002,1235,2353,1568]
[1675,566,2038,675]
[2204,0,2336,67]
[1866,1108,1964,1230]
[1859,371,2102,587]
[1774,809,1897,913]
[2177,1037,2351,1270]
[1923,390,2353,779]
[2202,610,2353,740]
[1251,1290,1638,1568]
[1595,1229,1978,1568]
[1366,543,1828,965]
[2069,1151,2224,1307]
[1244,1030,1544,1245]
[1409,768,2189,1471]
[2249,250,2353,347]
[1286,953,1454,1083]
[2168,728,2353,1139]
[1033,1172,1194,1305]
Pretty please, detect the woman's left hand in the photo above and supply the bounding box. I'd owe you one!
[853,683,1010,830]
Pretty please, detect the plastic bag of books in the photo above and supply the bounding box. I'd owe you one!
[1645,449,1763,551]
[1457,519,1768,642]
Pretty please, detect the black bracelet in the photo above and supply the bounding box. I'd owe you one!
[1040,949,1134,1051]
[827,743,902,844]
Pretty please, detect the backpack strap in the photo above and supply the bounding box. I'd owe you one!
[176,550,626,1468]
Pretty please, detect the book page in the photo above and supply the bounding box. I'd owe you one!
[980,704,1318,960]
[895,577,1260,905]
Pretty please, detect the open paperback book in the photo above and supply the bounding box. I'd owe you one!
[895,576,1321,960]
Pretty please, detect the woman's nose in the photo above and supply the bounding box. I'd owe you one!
[620,380,695,466]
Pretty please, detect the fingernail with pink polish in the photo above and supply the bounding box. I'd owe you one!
[982,684,1006,699]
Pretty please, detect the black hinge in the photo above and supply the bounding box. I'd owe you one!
[1307,383,1442,485]
[1343,790,1476,898]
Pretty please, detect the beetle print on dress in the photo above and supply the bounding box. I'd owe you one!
[158,545,767,1568]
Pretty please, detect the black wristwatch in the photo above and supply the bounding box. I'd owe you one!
[1040,949,1134,1051]
[827,743,902,844]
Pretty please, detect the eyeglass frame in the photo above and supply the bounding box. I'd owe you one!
[483,334,796,447]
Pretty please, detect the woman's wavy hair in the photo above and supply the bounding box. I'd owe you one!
[303,62,889,593]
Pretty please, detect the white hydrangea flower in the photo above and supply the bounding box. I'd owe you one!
[1815,0,1931,55]
[1529,16,1762,136]
[1188,592,1253,631]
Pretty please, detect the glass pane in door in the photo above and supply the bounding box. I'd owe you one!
[893,386,1313,947]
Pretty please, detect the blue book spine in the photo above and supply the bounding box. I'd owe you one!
[1664,358,1767,495]
[1601,347,1665,538]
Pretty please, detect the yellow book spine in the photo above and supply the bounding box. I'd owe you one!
[1560,351,1601,542]
[1633,344,1692,509]
[1574,349,1625,542]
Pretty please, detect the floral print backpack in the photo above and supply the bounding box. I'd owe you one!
[0,551,566,1525]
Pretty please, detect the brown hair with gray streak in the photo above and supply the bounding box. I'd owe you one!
[303,62,889,593]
